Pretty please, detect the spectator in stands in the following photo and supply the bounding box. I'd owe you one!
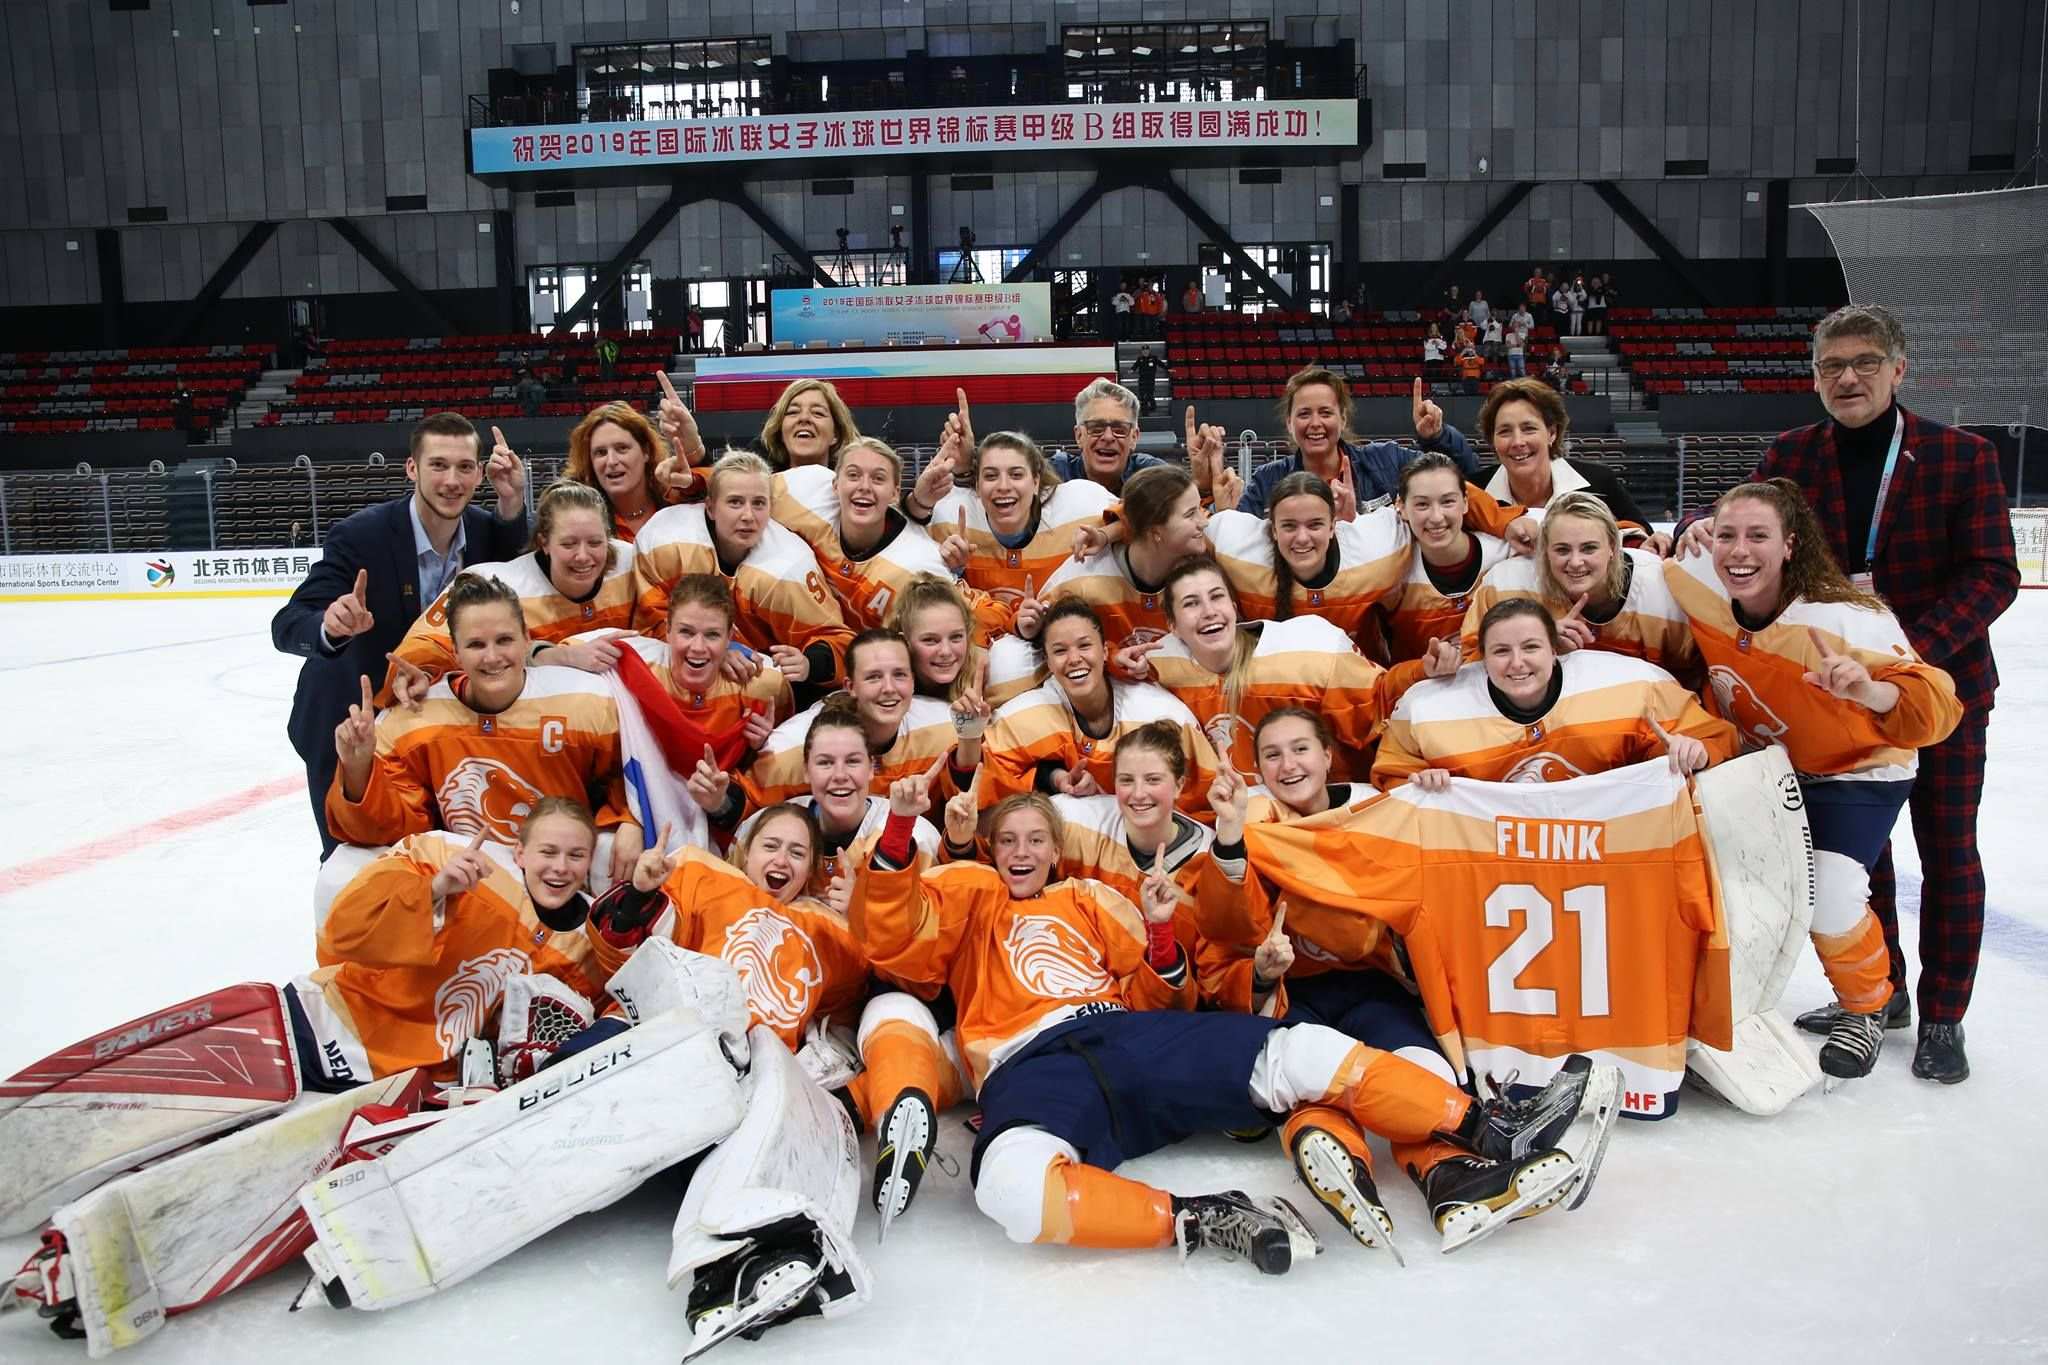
[1584,274,1609,336]
[516,367,547,419]
[1673,303,2020,1084]
[1331,295,1354,325]
[1133,347,1163,415]
[685,305,705,351]
[1523,266,1551,311]
[1134,280,1167,340]
[271,412,530,856]
[1505,318,1529,378]
[1053,379,1168,493]
[1468,376,1660,554]
[564,400,681,542]
[173,386,197,444]
[1111,282,1136,339]
[1467,288,1490,329]
[1566,274,1588,337]
[1231,368,1476,516]
[1550,277,1573,336]
[597,336,620,382]
[1454,342,1485,393]
[1422,325,1448,384]
[1543,350,1573,392]
[1510,299,1536,343]
[1482,313,1505,360]
[1453,314,1478,353]
[1182,280,1204,314]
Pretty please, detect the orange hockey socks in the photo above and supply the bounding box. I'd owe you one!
[1036,1155,1176,1249]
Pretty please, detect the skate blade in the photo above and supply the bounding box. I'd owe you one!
[680,1259,823,1362]
[1438,1153,1577,1255]
[1562,1065,1623,1213]
[1293,1132,1403,1268]
[873,1096,933,1244]
[1265,1194,1326,1264]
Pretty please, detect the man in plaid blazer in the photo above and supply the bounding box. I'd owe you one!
[1677,304,2019,1084]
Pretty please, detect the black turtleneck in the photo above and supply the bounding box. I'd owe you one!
[1488,664,1566,726]
[1835,400,1898,573]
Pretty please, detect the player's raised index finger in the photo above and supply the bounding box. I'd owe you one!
[924,747,952,784]
[1807,626,1833,658]
[467,826,490,852]
[1270,903,1287,938]
[657,370,680,401]
[359,674,374,705]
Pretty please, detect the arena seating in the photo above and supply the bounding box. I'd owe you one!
[0,344,269,436]
[262,330,681,426]
[1609,306,1827,396]
[1163,312,1580,400]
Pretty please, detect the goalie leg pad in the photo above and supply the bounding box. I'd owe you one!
[1691,747,1815,1017]
[49,1069,426,1357]
[0,983,301,1237]
[298,1009,746,1312]
[606,939,751,1051]
[670,1026,872,1328]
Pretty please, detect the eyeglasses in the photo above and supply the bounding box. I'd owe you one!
[1814,354,1891,380]
[1081,419,1136,437]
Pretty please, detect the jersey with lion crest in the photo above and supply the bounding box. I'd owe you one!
[325,666,631,849]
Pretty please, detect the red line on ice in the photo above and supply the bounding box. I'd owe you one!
[0,775,304,896]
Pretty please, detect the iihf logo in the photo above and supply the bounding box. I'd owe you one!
[144,559,175,588]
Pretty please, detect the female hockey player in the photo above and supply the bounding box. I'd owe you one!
[383,481,637,702]
[769,436,1007,640]
[327,572,643,886]
[976,598,1218,815]
[1201,709,1554,1253]
[1375,452,1512,663]
[849,775,1621,1271]
[631,450,855,696]
[1147,555,1447,779]
[1375,597,1736,790]
[930,430,1115,628]
[1666,479,1962,1078]
[1460,491,1697,677]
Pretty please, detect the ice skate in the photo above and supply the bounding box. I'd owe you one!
[1171,1191,1322,1276]
[872,1087,936,1243]
[1288,1124,1402,1266]
[682,1232,827,1361]
[1818,1007,1885,1080]
[1456,1054,1622,1211]
[1794,993,1911,1036]
[1422,1153,1578,1254]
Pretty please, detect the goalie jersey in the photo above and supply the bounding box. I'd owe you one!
[1243,760,1733,1118]
[384,542,637,700]
[293,833,601,1085]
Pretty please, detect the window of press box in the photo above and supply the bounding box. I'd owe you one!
[576,38,772,122]
[528,262,656,335]
[1060,22,1269,103]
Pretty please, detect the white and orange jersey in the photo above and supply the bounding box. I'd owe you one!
[611,633,793,735]
[932,480,1116,622]
[850,858,1198,1093]
[1146,615,1419,781]
[1380,533,1511,663]
[1038,545,1176,656]
[326,667,630,849]
[772,466,1008,642]
[584,848,869,1052]
[734,793,941,891]
[1051,795,1271,1014]
[292,834,601,1084]
[982,631,1048,710]
[1460,548,1698,677]
[742,695,965,814]
[1662,555,1962,783]
[1245,759,1733,1117]
[978,677,1221,818]
[1373,651,1739,790]
[631,503,854,673]
[383,543,637,700]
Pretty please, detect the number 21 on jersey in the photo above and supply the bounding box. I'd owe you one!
[1484,883,1609,1017]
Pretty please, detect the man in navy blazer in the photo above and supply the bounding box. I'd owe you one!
[272,412,530,854]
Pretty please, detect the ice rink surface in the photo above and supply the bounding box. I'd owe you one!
[2,593,2045,1364]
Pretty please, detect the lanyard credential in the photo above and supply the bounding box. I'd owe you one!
[1863,413,1907,569]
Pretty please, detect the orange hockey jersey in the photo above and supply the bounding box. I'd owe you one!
[583,848,869,1051]
[326,667,631,849]
[1379,533,1511,663]
[850,858,1198,1092]
[1662,555,1962,782]
[1051,794,1274,1014]
[978,676,1221,817]
[982,632,1050,710]
[1460,547,1698,677]
[932,480,1117,625]
[1245,760,1733,1118]
[630,503,855,673]
[742,695,966,815]
[772,466,1008,641]
[1146,615,1419,780]
[384,542,638,699]
[1372,652,1739,790]
[613,634,793,737]
[293,834,601,1084]
[1038,544,1177,656]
